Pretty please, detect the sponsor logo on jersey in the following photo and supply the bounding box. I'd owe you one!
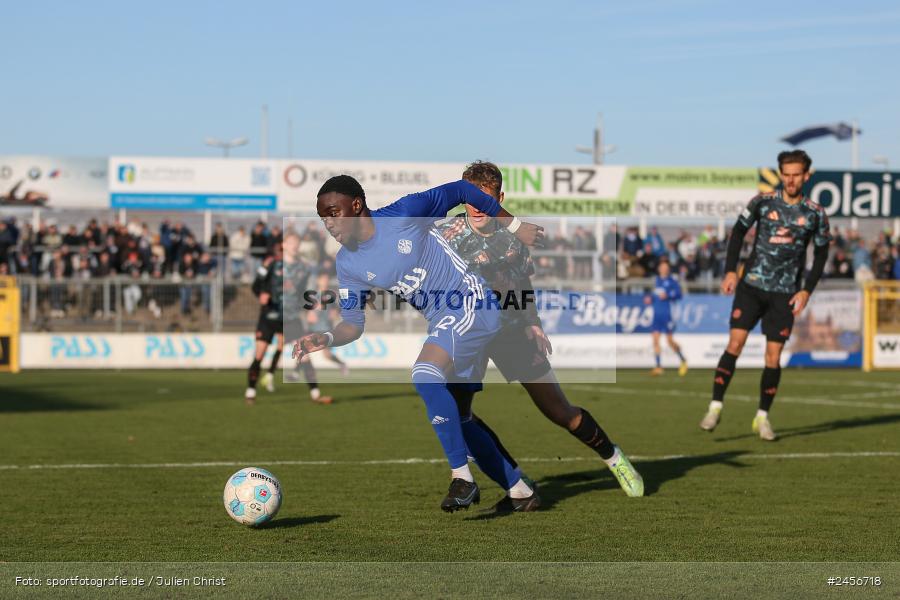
[768,226,794,244]
[398,239,412,254]
[366,271,376,281]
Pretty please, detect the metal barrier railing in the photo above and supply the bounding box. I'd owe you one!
[12,270,862,333]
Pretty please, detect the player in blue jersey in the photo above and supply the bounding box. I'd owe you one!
[293,174,545,512]
[645,260,688,376]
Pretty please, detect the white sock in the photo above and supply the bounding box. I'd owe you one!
[603,447,622,468]
[508,478,533,499]
[451,464,474,483]
[709,400,724,412]
[310,388,321,401]
[756,409,768,419]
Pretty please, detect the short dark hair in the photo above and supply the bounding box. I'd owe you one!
[777,150,812,172]
[462,161,503,198]
[317,175,366,201]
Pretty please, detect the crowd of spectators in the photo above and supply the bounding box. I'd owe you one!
[2,215,899,320]
[533,222,900,283]
[0,216,335,318]
[599,224,729,282]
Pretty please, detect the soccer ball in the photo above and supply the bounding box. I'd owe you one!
[223,467,283,526]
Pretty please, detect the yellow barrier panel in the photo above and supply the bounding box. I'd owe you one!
[863,280,900,372]
[0,276,20,373]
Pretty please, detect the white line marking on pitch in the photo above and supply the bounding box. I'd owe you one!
[571,385,900,410]
[1,452,898,471]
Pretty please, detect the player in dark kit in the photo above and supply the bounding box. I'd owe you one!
[295,174,545,512]
[245,237,332,405]
[437,161,643,506]
[700,150,830,440]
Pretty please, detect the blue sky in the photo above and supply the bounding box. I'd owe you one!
[2,0,898,169]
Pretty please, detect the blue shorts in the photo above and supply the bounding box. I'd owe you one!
[651,313,675,333]
[423,302,500,383]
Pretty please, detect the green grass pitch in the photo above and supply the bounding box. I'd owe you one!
[1,368,898,597]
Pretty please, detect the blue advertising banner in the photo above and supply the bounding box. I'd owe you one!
[538,291,736,335]
[110,193,277,211]
[537,290,861,367]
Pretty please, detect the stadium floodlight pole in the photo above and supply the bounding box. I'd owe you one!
[261,104,269,159]
[576,113,616,165]
[205,137,249,158]
[287,117,294,158]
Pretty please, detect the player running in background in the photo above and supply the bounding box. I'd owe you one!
[246,238,332,405]
[700,150,830,440]
[645,260,688,376]
[294,174,544,512]
[438,161,644,507]
[304,299,350,376]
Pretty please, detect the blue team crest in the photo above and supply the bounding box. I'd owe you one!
[339,288,358,310]
[398,239,412,254]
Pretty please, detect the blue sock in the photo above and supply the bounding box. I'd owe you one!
[460,415,521,490]
[655,353,661,368]
[412,363,469,469]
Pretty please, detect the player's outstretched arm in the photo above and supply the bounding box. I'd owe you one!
[394,181,544,246]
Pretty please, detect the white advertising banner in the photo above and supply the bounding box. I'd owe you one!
[609,334,767,369]
[20,332,422,370]
[276,160,635,215]
[873,334,900,368]
[0,156,108,209]
[101,158,769,217]
[277,160,465,214]
[108,157,278,211]
[22,332,767,370]
[632,188,755,219]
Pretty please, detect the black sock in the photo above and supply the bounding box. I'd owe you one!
[472,415,519,469]
[269,350,282,374]
[760,366,781,412]
[712,352,738,401]
[300,360,318,388]
[248,359,261,388]
[570,409,615,460]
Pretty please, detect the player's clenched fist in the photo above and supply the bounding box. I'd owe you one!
[720,272,738,295]
[515,222,545,247]
[292,333,329,360]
